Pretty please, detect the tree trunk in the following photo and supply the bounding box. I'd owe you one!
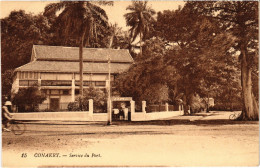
[79,38,84,97]
[183,88,192,115]
[139,31,142,56]
[206,91,209,113]
[183,94,189,115]
[239,46,259,120]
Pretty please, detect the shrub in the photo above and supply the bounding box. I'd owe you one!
[12,86,47,112]
[83,86,107,113]
[67,96,89,111]
[67,102,80,111]
[190,94,206,113]
[67,86,107,112]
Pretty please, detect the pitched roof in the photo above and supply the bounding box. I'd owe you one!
[32,45,134,63]
[15,61,131,74]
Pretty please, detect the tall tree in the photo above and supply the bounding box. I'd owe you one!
[1,10,51,72]
[186,1,259,120]
[154,7,237,114]
[124,1,155,56]
[44,1,112,96]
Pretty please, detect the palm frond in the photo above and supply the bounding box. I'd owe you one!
[88,3,109,27]
[93,1,114,6]
[44,1,71,16]
[125,1,155,42]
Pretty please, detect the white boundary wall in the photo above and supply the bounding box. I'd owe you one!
[13,111,183,122]
[131,111,184,121]
[130,101,184,121]
[12,99,107,122]
[13,112,107,121]
[12,100,184,122]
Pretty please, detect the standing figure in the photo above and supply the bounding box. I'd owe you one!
[2,101,14,132]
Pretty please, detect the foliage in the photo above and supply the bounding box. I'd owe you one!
[114,37,172,103]
[124,1,155,55]
[141,84,169,105]
[185,1,258,120]
[153,5,238,114]
[190,94,206,113]
[67,96,88,111]
[44,1,112,48]
[12,86,47,112]
[109,29,138,59]
[1,69,15,99]
[1,10,51,72]
[67,87,107,112]
[124,1,155,42]
[84,86,107,113]
[67,101,81,111]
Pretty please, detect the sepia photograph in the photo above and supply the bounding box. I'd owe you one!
[1,0,259,167]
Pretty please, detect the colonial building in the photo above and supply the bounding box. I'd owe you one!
[12,45,133,111]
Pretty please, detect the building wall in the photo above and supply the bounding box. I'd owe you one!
[41,73,73,80]
[12,71,114,111]
[74,73,114,81]
[60,95,72,103]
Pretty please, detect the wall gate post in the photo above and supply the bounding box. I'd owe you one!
[142,101,146,113]
[165,103,169,112]
[89,99,93,115]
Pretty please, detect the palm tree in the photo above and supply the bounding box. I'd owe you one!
[108,23,122,48]
[44,1,112,96]
[124,1,155,56]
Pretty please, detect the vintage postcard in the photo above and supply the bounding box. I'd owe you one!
[1,1,259,167]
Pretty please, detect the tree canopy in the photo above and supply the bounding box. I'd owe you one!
[124,1,155,55]
[1,10,51,72]
[114,37,173,104]
[150,4,239,114]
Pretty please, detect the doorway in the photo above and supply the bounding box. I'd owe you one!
[111,97,133,121]
[50,98,60,111]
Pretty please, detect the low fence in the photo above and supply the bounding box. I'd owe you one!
[39,102,70,111]
[146,104,177,112]
[12,100,184,122]
[131,101,184,121]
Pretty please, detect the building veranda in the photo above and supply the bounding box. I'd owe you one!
[12,45,134,111]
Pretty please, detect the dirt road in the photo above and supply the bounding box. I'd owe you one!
[2,114,259,167]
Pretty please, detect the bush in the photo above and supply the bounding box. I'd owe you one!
[67,102,80,111]
[67,86,107,112]
[13,86,47,112]
[83,87,107,113]
[209,103,242,111]
[190,94,206,113]
[67,96,89,111]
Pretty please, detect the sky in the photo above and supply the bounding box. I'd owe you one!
[0,1,185,30]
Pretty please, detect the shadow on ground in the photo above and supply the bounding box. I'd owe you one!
[113,119,259,126]
[43,131,164,137]
[20,119,258,127]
